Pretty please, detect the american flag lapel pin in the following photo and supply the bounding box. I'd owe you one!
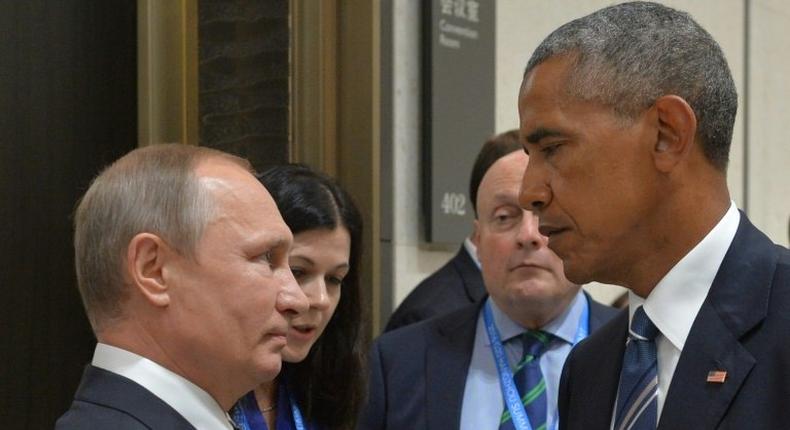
[706,370,727,383]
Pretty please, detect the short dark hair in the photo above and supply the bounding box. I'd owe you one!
[256,164,366,430]
[524,1,737,171]
[469,129,522,217]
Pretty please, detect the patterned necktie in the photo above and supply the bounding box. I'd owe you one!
[499,330,552,430]
[614,306,660,430]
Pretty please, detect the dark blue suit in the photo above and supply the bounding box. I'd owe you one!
[56,365,195,429]
[558,213,790,429]
[360,294,618,430]
[385,246,485,332]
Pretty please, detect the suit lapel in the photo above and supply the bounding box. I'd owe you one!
[659,213,777,429]
[425,303,482,430]
[454,246,486,302]
[576,311,628,428]
[658,301,755,429]
[76,365,196,429]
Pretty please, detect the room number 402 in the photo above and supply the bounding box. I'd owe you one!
[441,192,466,216]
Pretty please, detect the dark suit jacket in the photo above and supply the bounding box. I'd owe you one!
[360,293,618,430]
[558,213,790,429]
[56,365,196,429]
[385,246,485,332]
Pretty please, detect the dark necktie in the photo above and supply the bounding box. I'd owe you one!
[499,330,552,430]
[614,306,659,430]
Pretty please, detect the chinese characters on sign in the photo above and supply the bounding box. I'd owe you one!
[440,0,480,22]
[438,0,481,49]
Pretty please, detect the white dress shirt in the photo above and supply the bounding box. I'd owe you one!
[618,201,739,424]
[464,236,482,269]
[92,343,235,430]
[460,290,588,430]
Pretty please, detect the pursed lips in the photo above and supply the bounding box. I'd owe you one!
[266,328,289,347]
[508,262,547,272]
[268,326,288,337]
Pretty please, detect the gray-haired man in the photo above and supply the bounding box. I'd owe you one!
[57,144,308,429]
[518,2,790,429]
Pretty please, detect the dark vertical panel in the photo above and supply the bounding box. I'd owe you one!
[379,0,395,330]
[198,0,290,171]
[422,0,496,244]
[0,1,137,428]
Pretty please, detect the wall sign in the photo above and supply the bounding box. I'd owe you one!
[423,0,496,244]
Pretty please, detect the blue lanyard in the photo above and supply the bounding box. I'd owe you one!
[230,383,308,430]
[483,297,590,430]
[289,389,306,430]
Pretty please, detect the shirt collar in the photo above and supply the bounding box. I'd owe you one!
[92,343,235,430]
[464,237,482,269]
[485,289,586,346]
[633,201,740,351]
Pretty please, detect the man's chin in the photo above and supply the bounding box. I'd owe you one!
[251,355,283,383]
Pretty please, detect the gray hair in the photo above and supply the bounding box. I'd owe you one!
[73,144,252,330]
[524,1,737,171]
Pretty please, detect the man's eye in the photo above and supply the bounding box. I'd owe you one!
[258,251,274,266]
[494,209,517,221]
[291,267,306,280]
[542,144,561,156]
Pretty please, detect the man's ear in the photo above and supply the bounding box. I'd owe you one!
[652,95,697,173]
[126,233,172,308]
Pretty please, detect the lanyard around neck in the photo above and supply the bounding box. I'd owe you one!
[280,372,306,430]
[288,389,306,430]
[483,297,590,430]
[230,381,307,430]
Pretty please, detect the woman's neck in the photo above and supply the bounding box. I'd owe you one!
[254,378,279,429]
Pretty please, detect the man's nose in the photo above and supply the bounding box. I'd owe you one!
[276,269,309,316]
[516,210,548,249]
[518,162,551,212]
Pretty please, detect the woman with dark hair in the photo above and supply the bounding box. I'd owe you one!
[231,164,367,430]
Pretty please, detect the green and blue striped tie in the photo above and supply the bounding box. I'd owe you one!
[499,330,552,430]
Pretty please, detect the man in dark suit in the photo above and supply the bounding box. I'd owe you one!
[56,145,309,429]
[385,130,521,332]
[518,2,790,429]
[360,141,618,430]
[385,241,484,331]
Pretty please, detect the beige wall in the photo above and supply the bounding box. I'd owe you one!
[748,0,790,247]
[389,0,790,311]
[391,0,457,307]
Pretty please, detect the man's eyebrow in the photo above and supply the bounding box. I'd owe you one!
[250,235,289,252]
[525,127,564,144]
[490,192,518,206]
